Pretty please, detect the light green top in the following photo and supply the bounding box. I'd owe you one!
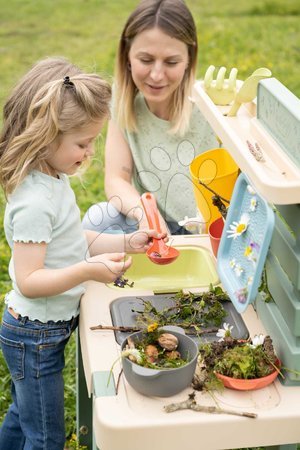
[124,93,218,223]
[4,170,88,322]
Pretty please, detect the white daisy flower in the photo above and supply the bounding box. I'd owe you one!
[249,197,257,212]
[226,213,250,239]
[234,263,244,277]
[216,322,233,341]
[250,334,265,348]
[247,185,256,195]
[122,348,142,364]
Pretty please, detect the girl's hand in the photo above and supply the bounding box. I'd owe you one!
[125,230,167,254]
[85,252,132,283]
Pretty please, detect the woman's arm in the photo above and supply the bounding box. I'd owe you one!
[104,119,146,226]
[13,241,131,298]
[105,119,168,232]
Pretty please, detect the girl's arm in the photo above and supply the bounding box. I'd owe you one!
[13,241,131,299]
[104,119,168,232]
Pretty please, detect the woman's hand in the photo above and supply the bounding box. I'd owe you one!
[125,230,167,254]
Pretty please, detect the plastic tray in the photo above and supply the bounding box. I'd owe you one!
[110,294,249,345]
[217,173,275,313]
[108,246,219,293]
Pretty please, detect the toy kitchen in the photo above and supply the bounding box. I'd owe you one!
[77,67,300,450]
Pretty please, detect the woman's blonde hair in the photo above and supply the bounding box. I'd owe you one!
[0,57,111,196]
[115,0,197,136]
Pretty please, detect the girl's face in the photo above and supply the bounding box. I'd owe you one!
[45,120,104,177]
[128,27,189,118]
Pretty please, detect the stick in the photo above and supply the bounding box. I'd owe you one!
[90,324,218,335]
[164,393,257,419]
[197,180,230,204]
[116,368,123,395]
[90,324,141,332]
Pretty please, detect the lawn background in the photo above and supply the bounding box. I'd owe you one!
[0,0,299,448]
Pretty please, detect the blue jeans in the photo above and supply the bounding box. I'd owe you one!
[82,201,191,235]
[0,308,78,450]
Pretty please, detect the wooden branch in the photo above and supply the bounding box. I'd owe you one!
[198,180,230,204]
[90,324,218,335]
[164,393,257,419]
[90,324,141,332]
[116,368,123,395]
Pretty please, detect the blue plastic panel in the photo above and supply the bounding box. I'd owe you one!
[217,173,275,313]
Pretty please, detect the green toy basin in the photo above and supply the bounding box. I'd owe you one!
[108,246,219,293]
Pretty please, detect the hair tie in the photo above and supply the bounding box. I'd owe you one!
[63,76,74,87]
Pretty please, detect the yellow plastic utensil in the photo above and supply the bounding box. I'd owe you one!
[227,67,272,116]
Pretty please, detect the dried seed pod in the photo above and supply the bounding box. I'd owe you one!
[145,344,159,363]
[158,333,178,351]
[165,350,181,360]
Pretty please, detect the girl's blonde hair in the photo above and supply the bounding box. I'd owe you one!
[115,0,197,136]
[0,57,111,196]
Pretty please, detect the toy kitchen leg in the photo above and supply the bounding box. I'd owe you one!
[77,330,94,449]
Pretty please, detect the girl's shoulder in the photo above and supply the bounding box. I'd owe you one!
[8,171,69,211]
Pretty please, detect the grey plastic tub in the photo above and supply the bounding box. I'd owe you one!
[121,327,198,397]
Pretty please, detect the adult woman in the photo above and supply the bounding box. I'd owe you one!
[83,0,218,235]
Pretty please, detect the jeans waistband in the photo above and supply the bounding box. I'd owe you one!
[6,307,78,329]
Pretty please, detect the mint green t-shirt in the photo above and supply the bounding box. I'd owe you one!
[4,170,88,322]
[124,93,219,223]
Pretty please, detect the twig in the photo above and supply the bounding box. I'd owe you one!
[182,326,219,335]
[90,324,218,335]
[90,324,141,332]
[116,368,123,395]
[197,180,230,204]
[164,392,257,419]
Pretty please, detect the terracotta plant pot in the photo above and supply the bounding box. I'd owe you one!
[215,360,281,391]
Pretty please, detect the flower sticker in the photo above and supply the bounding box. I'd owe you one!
[216,323,233,342]
[249,197,257,212]
[244,241,260,265]
[234,263,244,277]
[229,258,236,269]
[247,276,253,286]
[226,213,250,239]
[235,287,248,303]
[247,184,256,195]
[250,241,260,251]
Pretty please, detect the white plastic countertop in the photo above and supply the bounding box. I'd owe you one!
[79,235,300,450]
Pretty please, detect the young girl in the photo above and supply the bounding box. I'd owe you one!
[0,57,162,450]
[82,0,218,235]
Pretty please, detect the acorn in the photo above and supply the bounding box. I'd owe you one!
[158,333,178,351]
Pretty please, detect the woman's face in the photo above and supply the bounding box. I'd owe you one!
[128,27,189,117]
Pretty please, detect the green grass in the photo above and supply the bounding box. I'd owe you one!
[0,0,299,447]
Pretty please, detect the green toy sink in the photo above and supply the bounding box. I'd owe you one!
[109,245,219,293]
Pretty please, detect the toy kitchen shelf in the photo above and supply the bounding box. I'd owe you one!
[192,79,300,205]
